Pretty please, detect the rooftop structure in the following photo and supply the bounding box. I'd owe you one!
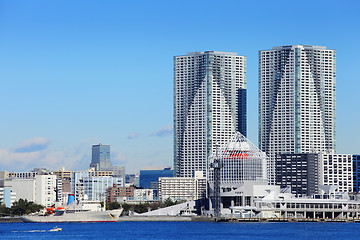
[208,132,268,185]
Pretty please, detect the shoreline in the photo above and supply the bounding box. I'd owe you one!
[4,215,360,223]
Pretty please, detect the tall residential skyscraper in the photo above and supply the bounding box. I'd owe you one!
[90,143,112,171]
[174,51,247,177]
[259,45,336,184]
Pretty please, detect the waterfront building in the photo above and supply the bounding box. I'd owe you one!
[275,153,319,196]
[3,178,36,203]
[53,168,72,194]
[71,170,91,199]
[174,51,247,178]
[90,143,112,171]
[55,177,63,203]
[206,132,268,215]
[4,179,35,202]
[207,132,268,185]
[259,45,336,184]
[232,186,360,219]
[132,189,155,203]
[139,167,173,189]
[1,172,59,206]
[158,171,206,201]
[319,153,353,193]
[106,185,156,203]
[106,185,135,202]
[35,175,57,207]
[82,176,123,201]
[71,169,123,201]
[353,155,360,192]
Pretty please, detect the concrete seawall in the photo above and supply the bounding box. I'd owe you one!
[0,217,22,223]
[118,216,193,221]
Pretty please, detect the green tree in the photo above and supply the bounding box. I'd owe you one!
[10,199,44,216]
[0,204,11,216]
[164,197,175,207]
[149,202,160,211]
[107,202,121,210]
[133,203,149,213]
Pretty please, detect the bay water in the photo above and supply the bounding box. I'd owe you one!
[1,222,359,239]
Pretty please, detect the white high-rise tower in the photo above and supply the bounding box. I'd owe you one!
[259,45,336,184]
[174,51,247,178]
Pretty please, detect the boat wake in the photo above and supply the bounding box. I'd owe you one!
[12,230,47,232]
[11,228,62,233]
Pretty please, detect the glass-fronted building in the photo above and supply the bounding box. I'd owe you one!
[90,143,112,171]
[276,153,319,196]
[353,155,360,192]
[139,167,173,189]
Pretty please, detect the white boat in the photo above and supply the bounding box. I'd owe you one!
[49,227,62,231]
[21,194,123,223]
[21,209,123,223]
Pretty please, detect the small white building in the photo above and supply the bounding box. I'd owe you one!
[158,171,206,201]
[134,189,154,201]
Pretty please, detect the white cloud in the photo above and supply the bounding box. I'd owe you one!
[127,132,140,139]
[0,138,93,172]
[0,138,133,172]
[151,125,173,137]
[14,137,50,153]
[111,150,127,166]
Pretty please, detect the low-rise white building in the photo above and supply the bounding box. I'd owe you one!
[2,173,57,207]
[4,178,36,202]
[158,171,206,201]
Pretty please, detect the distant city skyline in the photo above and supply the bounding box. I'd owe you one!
[0,1,359,173]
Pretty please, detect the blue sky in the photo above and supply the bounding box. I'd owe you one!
[0,0,359,173]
